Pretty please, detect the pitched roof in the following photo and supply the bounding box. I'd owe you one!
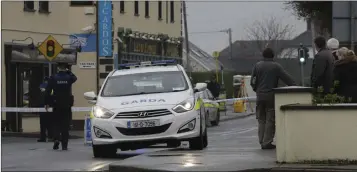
[183,39,223,71]
[217,30,313,71]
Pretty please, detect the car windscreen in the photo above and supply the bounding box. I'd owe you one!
[101,71,189,97]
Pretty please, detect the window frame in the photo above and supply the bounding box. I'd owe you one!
[24,1,35,12]
[144,1,150,18]
[120,1,125,13]
[158,1,163,20]
[134,1,139,16]
[70,1,94,6]
[169,1,174,23]
[39,1,50,13]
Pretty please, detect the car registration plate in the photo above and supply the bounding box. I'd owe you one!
[127,120,160,128]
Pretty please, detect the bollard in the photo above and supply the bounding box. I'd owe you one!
[84,114,92,146]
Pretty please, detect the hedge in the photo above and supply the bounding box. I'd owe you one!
[190,71,237,99]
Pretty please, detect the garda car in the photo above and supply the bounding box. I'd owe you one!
[196,87,220,126]
[84,60,208,158]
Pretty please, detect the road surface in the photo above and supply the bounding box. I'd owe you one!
[2,115,265,171]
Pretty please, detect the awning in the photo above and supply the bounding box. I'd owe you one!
[11,50,77,65]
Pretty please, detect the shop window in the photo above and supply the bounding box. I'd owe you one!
[170,1,174,23]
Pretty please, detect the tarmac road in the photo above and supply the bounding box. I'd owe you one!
[109,115,276,171]
[1,113,258,172]
[1,137,167,171]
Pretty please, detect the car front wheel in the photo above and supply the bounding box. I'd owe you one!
[189,114,208,150]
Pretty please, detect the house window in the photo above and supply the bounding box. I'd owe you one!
[170,1,174,23]
[39,1,49,13]
[134,1,139,16]
[145,1,149,18]
[158,1,162,20]
[24,1,35,11]
[120,1,125,13]
[70,1,93,6]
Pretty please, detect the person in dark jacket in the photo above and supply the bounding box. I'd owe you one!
[45,63,77,150]
[250,48,296,150]
[310,36,335,94]
[207,75,220,99]
[38,77,53,142]
[334,50,357,103]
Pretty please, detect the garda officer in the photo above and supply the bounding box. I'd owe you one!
[45,63,77,150]
[38,77,53,142]
[207,75,220,99]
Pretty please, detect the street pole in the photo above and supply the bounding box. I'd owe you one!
[95,3,100,94]
[228,28,233,60]
[300,64,305,86]
[183,1,191,76]
[350,1,355,51]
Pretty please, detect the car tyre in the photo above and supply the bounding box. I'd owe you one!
[211,110,220,126]
[92,145,117,158]
[189,113,208,150]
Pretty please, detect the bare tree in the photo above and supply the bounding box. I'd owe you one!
[245,16,296,58]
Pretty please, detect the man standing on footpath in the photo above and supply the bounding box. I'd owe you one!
[311,36,335,94]
[45,63,77,150]
[250,48,295,150]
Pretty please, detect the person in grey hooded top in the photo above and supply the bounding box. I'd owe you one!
[250,48,295,149]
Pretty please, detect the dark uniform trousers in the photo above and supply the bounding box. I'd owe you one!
[53,107,72,147]
[39,112,53,139]
[256,98,275,147]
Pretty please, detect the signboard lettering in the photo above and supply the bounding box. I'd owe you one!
[98,0,113,57]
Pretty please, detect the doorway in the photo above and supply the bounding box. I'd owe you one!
[6,62,55,132]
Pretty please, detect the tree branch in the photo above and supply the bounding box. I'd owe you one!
[244,15,295,54]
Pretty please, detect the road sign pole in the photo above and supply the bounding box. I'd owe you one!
[300,63,305,86]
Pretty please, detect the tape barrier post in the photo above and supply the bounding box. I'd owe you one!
[84,114,92,146]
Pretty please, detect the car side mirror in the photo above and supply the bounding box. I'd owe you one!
[84,91,97,100]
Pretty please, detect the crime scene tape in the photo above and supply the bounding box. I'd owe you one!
[1,97,256,113]
[1,107,92,112]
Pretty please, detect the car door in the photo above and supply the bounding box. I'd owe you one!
[206,90,218,116]
[202,90,214,121]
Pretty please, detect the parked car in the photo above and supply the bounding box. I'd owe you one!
[196,87,220,126]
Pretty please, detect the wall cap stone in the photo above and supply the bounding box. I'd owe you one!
[274,86,314,94]
[281,103,357,111]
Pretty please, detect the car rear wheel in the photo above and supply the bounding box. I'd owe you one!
[211,110,220,126]
[92,145,117,158]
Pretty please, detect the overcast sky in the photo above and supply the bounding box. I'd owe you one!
[186,1,307,54]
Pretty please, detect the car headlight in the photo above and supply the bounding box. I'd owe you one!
[172,97,195,113]
[92,106,115,119]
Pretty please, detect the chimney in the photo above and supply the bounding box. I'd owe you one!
[307,18,311,31]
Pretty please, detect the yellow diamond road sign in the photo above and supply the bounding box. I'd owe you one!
[38,35,63,61]
[212,51,220,58]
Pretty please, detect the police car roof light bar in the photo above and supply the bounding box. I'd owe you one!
[118,60,177,69]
